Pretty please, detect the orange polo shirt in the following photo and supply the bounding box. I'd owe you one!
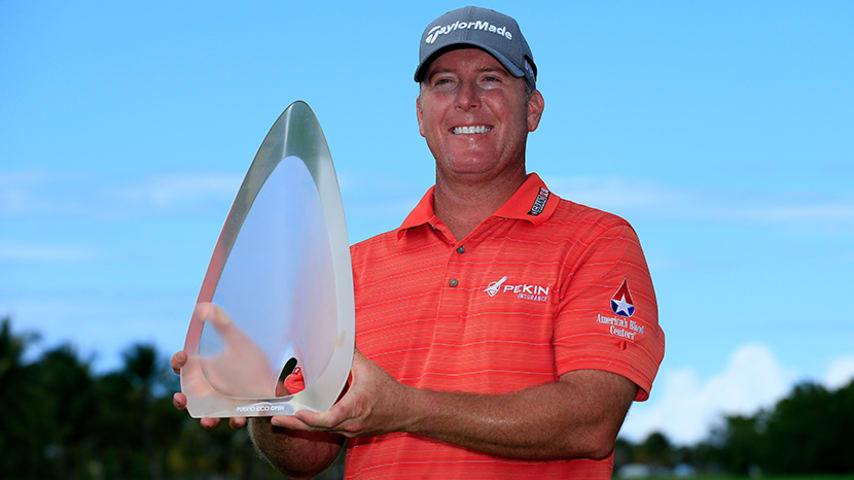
[342,173,664,479]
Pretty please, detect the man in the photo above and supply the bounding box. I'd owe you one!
[172,6,664,479]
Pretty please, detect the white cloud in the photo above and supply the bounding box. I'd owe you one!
[0,243,98,262]
[621,343,795,445]
[541,175,854,226]
[823,355,854,390]
[621,344,854,445]
[0,170,50,186]
[542,175,682,212]
[111,173,242,208]
[707,203,854,223]
[0,170,72,215]
[0,169,242,217]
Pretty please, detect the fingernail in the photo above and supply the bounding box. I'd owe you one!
[271,417,284,427]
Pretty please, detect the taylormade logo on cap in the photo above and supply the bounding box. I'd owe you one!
[424,19,513,45]
[415,6,537,90]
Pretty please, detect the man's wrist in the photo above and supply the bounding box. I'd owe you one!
[401,385,437,436]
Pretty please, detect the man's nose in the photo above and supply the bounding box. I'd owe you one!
[455,80,481,111]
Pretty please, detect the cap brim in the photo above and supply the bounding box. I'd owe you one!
[414,43,525,83]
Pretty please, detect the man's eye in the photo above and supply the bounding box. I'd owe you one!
[478,75,502,89]
[431,78,456,90]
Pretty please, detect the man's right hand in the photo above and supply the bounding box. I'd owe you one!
[171,302,285,429]
[171,349,344,477]
[170,349,247,429]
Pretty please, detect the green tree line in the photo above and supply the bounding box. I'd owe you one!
[0,316,348,479]
[614,375,854,476]
[1,316,852,478]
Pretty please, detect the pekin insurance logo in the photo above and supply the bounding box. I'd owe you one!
[484,276,550,302]
[425,19,513,44]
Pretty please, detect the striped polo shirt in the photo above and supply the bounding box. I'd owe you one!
[343,173,664,479]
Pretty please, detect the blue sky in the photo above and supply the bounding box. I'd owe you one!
[2,1,853,444]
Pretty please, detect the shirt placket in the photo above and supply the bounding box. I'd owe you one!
[431,218,502,345]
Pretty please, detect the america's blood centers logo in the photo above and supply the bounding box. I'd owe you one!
[610,279,635,317]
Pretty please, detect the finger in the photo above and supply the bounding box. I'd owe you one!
[294,408,349,430]
[197,303,253,348]
[229,417,247,429]
[297,373,360,428]
[286,411,360,437]
[172,392,187,411]
[270,415,315,430]
[200,417,220,430]
[170,350,187,374]
[198,303,235,336]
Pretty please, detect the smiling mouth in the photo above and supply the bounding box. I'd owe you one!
[452,125,492,135]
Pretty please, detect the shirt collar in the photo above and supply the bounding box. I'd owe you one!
[397,185,439,239]
[492,173,559,225]
[396,173,559,239]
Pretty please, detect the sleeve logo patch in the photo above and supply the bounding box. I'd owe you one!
[610,278,635,317]
[596,313,645,341]
[596,279,644,341]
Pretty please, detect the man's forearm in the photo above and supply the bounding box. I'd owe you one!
[280,353,637,462]
[404,370,637,460]
[248,417,345,479]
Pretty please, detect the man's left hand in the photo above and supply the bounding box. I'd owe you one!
[271,350,414,437]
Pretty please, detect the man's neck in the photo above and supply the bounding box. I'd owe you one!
[433,167,527,241]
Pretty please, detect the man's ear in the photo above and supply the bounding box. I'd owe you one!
[526,90,545,132]
[416,95,426,137]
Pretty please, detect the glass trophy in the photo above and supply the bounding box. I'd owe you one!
[180,101,355,418]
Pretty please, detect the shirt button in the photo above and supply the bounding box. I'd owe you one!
[448,278,459,287]
[456,245,466,254]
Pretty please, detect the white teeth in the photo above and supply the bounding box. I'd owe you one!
[453,125,491,134]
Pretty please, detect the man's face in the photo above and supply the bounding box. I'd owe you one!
[416,48,543,182]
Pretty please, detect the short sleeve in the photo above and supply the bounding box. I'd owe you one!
[553,223,664,401]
